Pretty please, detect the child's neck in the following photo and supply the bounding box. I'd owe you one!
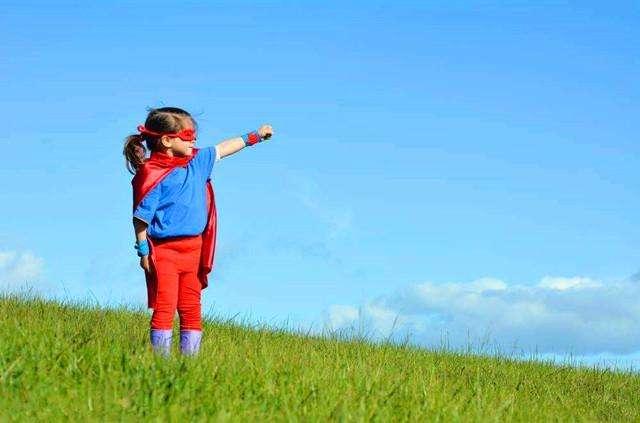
[159,148,181,157]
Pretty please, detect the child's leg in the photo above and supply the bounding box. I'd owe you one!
[149,246,180,355]
[151,269,180,329]
[177,271,202,355]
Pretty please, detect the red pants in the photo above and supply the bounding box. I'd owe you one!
[149,235,203,331]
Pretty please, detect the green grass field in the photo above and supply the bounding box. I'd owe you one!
[1,294,639,421]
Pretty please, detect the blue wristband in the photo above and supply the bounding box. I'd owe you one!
[135,239,149,257]
[242,130,262,147]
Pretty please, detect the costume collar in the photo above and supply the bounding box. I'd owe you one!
[147,148,199,168]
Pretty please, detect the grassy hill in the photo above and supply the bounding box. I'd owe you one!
[1,294,639,421]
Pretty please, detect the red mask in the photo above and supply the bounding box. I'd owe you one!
[137,125,197,141]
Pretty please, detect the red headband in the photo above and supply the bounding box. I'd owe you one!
[137,125,197,141]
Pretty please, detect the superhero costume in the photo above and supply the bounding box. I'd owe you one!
[131,149,217,308]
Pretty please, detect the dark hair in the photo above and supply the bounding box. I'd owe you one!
[122,106,197,174]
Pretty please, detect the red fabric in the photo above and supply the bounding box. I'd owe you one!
[247,132,260,146]
[132,149,217,309]
[149,235,203,330]
[137,125,197,141]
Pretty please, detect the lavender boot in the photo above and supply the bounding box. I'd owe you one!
[150,329,173,356]
[180,330,202,356]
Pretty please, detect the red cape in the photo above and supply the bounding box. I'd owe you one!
[132,149,217,308]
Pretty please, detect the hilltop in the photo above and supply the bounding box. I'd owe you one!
[1,294,638,421]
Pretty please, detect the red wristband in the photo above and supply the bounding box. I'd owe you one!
[242,131,262,146]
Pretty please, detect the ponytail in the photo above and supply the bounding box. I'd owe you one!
[123,134,147,175]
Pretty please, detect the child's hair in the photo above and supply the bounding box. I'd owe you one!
[123,106,197,174]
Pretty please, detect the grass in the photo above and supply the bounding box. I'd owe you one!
[1,293,639,421]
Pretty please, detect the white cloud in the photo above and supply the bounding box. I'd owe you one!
[327,305,359,329]
[0,250,45,291]
[326,275,640,355]
[1,248,148,307]
[538,276,601,291]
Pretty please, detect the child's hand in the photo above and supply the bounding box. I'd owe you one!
[258,124,274,140]
[140,256,150,273]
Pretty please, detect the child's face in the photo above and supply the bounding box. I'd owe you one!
[161,119,196,156]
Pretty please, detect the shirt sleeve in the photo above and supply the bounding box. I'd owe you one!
[133,184,161,224]
[193,146,218,178]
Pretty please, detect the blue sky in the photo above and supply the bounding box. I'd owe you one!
[1,1,639,370]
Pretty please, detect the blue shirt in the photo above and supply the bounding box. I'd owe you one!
[133,146,218,239]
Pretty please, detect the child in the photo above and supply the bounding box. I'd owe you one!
[122,106,273,356]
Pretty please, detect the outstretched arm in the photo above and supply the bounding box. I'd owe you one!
[216,124,274,159]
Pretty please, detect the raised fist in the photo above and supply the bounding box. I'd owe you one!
[258,124,274,140]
